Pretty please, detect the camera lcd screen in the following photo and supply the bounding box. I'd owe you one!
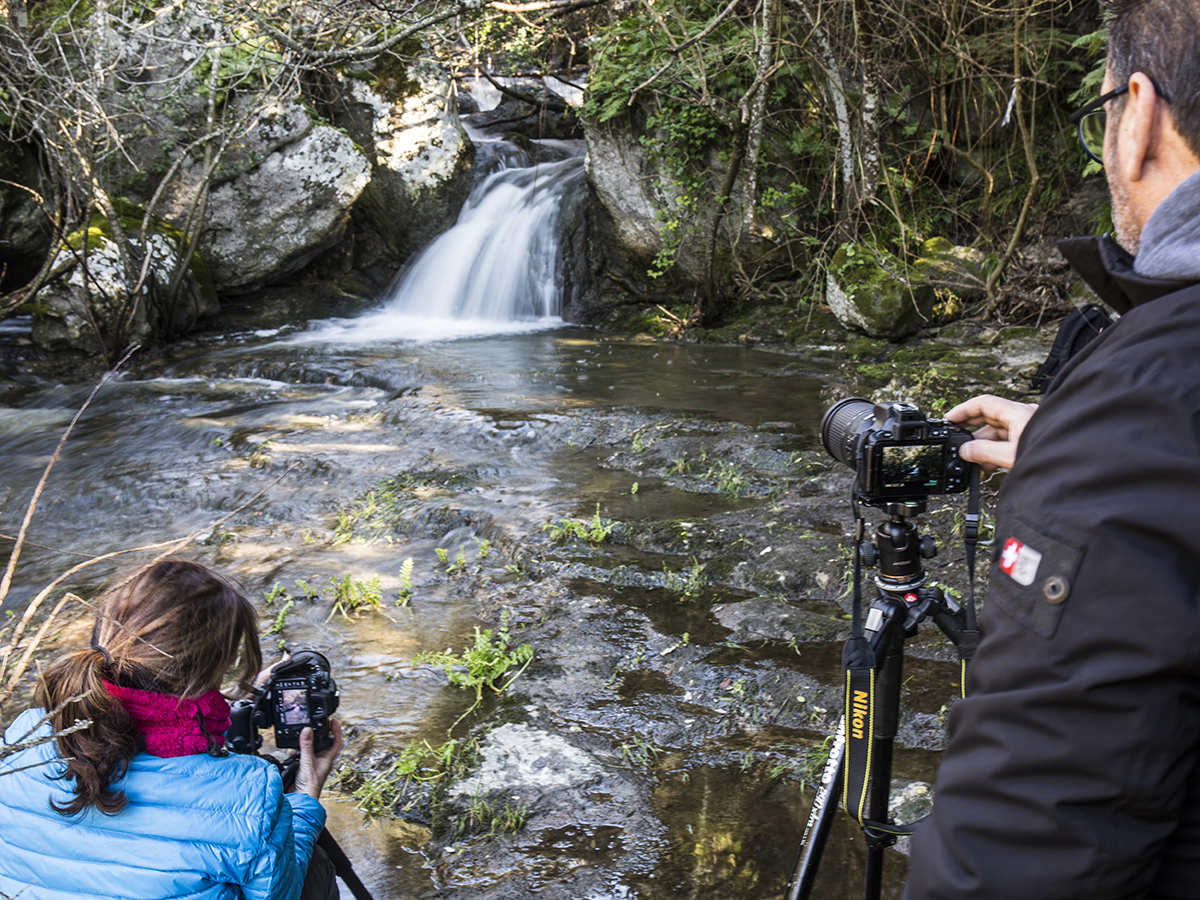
[276,687,310,726]
[879,441,944,490]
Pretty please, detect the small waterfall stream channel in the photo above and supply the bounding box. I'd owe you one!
[0,127,971,900]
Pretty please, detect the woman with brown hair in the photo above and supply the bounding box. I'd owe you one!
[0,558,343,900]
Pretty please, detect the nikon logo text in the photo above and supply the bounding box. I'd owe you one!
[851,691,869,740]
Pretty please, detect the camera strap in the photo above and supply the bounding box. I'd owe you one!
[842,507,878,827]
[958,465,983,698]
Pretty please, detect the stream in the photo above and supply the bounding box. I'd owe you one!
[0,130,977,900]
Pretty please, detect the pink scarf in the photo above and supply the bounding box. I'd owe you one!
[103,682,231,758]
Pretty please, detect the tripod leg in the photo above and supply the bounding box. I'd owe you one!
[862,625,905,900]
[317,828,376,900]
[784,720,846,900]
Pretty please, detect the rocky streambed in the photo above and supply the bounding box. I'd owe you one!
[0,310,1054,900]
[262,316,1049,900]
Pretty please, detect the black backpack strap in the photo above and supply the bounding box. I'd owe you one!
[1030,305,1113,392]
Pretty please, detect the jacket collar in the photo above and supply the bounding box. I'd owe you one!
[1056,234,1197,315]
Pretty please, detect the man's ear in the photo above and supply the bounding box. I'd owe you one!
[1118,72,1164,184]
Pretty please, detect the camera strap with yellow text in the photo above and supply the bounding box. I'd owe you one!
[842,508,878,827]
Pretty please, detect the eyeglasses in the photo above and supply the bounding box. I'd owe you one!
[1070,84,1129,165]
[1070,81,1172,165]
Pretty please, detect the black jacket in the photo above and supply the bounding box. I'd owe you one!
[906,237,1200,899]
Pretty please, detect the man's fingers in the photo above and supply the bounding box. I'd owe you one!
[959,438,1016,470]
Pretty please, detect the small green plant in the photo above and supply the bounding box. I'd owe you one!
[293,578,321,600]
[631,481,639,495]
[619,733,663,768]
[739,749,756,773]
[264,581,288,605]
[262,600,293,636]
[705,459,749,496]
[447,547,469,576]
[350,737,463,819]
[415,614,535,729]
[665,558,706,601]
[455,791,529,838]
[327,574,383,620]
[397,558,414,607]
[473,536,491,558]
[544,504,613,544]
[796,736,835,787]
[435,548,449,564]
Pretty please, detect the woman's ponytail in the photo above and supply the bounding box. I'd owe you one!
[36,647,138,816]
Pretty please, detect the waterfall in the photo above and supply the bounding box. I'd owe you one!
[305,144,585,344]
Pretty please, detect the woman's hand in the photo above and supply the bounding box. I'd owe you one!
[252,653,289,692]
[944,394,1039,471]
[292,719,344,801]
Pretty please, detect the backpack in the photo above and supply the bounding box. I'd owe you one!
[1029,304,1113,393]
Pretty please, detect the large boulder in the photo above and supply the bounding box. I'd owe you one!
[580,110,789,313]
[826,243,939,340]
[333,63,475,263]
[32,218,218,355]
[201,124,370,292]
[584,119,708,285]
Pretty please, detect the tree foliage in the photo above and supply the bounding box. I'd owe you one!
[587,0,1102,321]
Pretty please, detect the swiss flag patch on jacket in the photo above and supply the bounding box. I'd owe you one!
[1000,536,1043,586]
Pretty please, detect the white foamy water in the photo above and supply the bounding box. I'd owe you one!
[299,147,585,346]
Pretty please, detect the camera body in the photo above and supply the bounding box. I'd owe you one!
[228,650,339,754]
[821,399,972,505]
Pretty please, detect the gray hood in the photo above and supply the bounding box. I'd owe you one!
[1135,166,1200,281]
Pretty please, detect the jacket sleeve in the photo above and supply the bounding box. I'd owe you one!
[238,766,327,900]
[905,308,1200,899]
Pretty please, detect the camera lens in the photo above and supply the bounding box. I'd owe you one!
[820,398,875,471]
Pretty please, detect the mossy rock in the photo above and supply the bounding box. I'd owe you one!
[827,243,938,340]
[33,201,219,355]
[913,236,990,302]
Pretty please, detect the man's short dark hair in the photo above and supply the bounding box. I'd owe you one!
[1107,0,1200,157]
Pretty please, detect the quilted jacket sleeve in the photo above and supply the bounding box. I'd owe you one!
[237,766,327,900]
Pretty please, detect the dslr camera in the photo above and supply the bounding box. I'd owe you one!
[228,650,340,754]
[820,399,972,506]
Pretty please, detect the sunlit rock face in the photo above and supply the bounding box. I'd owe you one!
[334,64,476,264]
[202,125,371,293]
[33,230,217,355]
[584,120,706,284]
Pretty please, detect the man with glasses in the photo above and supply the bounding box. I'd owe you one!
[904,0,1200,897]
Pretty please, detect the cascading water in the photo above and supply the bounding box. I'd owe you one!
[306,139,585,344]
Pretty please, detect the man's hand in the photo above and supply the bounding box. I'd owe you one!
[292,719,344,800]
[944,394,1038,471]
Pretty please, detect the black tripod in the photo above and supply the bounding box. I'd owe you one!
[277,755,377,900]
[784,498,980,900]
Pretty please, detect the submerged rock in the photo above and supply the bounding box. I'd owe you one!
[447,724,606,801]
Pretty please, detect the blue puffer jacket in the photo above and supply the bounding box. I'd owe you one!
[0,708,326,900]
